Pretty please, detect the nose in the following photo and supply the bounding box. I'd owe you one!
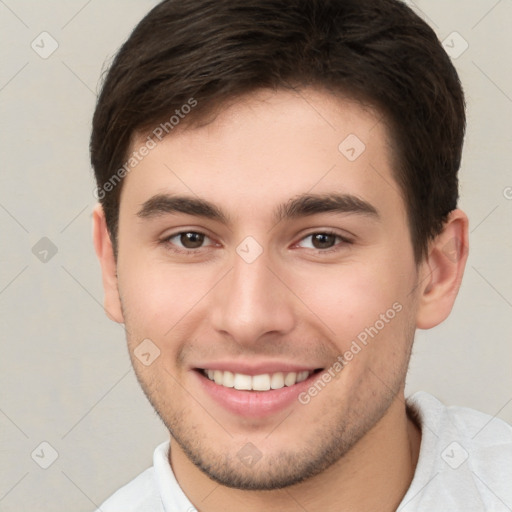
[210,252,296,347]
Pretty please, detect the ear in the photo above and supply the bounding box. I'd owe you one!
[415,209,469,329]
[92,204,124,323]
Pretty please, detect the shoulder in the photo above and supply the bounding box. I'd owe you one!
[401,392,512,511]
[408,390,512,449]
[95,466,163,512]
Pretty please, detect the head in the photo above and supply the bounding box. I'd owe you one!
[91,0,468,490]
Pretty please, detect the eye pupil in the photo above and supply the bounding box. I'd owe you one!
[312,233,336,249]
[180,232,204,248]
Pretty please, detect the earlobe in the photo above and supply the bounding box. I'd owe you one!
[415,209,469,330]
[92,204,125,323]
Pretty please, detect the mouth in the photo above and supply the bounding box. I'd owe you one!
[199,368,320,391]
[192,366,324,418]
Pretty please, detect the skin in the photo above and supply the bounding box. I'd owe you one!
[93,88,469,512]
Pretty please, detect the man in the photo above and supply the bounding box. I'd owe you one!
[91,0,512,510]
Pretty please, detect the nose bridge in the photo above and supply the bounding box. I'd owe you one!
[210,250,295,344]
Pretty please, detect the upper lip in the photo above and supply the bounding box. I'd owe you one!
[193,361,322,375]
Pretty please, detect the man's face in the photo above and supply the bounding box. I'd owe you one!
[114,89,422,489]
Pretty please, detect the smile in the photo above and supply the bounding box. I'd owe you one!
[201,369,314,391]
[194,365,324,418]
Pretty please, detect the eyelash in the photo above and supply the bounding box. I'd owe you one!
[160,230,353,255]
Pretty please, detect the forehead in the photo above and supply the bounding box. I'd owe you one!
[120,88,403,223]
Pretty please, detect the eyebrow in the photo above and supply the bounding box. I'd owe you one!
[136,192,379,224]
[275,193,379,223]
[137,194,229,223]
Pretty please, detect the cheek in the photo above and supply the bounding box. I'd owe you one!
[288,253,416,356]
[117,254,215,337]
[296,265,400,327]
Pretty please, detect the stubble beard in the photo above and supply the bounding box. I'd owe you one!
[122,297,416,490]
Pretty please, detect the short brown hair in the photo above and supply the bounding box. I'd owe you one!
[90,0,465,262]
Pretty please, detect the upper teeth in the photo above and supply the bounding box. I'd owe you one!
[204,370,311,391]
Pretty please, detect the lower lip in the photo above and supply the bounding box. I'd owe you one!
[194,370,320,418]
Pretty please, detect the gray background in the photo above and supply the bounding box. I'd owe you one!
[0,1,511,510]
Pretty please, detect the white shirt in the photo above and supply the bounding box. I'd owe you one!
[96,392,512,511]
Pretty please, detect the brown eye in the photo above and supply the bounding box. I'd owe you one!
[179,232,205,248]
[296,231,351,252]
[311,233,337,249]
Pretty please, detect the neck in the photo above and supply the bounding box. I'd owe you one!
[170,394,421,512]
